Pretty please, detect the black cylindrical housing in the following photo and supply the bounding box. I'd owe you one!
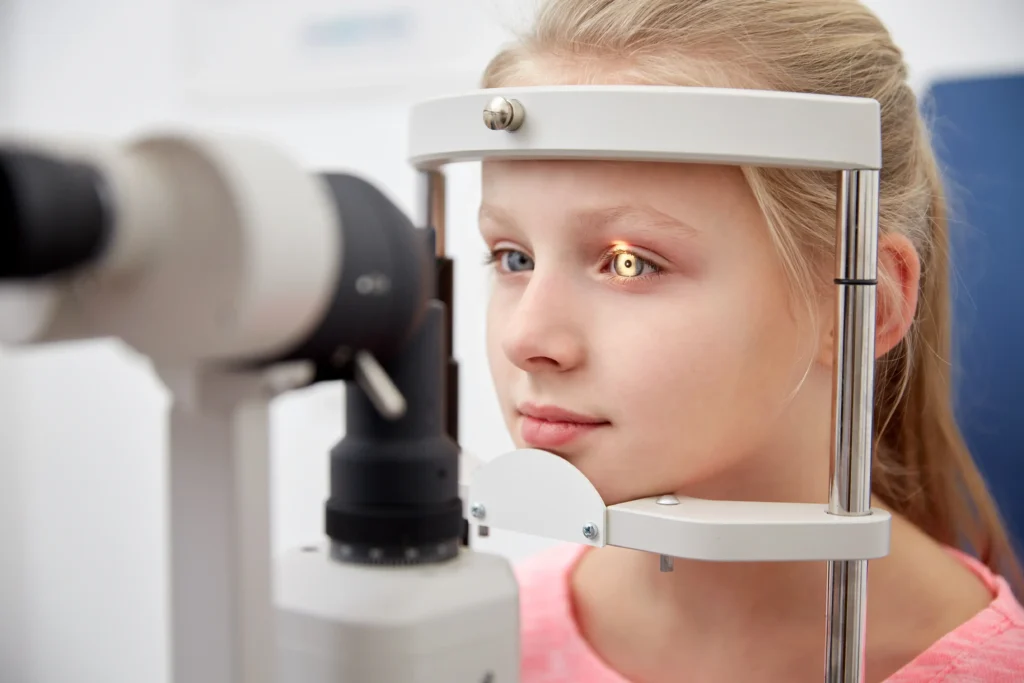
[0,148,112,278]
[272,173,432,378]
[325,301,462,564]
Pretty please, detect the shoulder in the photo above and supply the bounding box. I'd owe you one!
[912,601,1024,682]
[892,554,1024,682]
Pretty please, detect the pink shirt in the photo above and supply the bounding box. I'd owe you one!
[516,544,1024,682]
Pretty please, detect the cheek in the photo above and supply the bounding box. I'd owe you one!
[596,280,807,448]
[484,287,515,391]
[596,301,745,418]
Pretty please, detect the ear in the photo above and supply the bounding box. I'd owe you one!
[816,233,921,363]
[874,233,921,357]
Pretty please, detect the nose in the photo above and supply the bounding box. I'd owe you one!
[500,274,586,373]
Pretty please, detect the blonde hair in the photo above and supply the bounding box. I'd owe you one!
[483,0,1022,582]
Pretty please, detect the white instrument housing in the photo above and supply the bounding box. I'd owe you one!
[0,132,340,364]
[276,546,518,683]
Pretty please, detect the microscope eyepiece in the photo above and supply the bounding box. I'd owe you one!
[0,148,112,278]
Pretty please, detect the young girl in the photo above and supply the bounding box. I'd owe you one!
[476,1,1024,681]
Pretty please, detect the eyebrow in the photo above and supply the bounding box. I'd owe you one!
[478,203,699,238]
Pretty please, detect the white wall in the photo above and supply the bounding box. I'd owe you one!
[0,1,13,123]
[0,1,1021,682]
[866,0,1024,90]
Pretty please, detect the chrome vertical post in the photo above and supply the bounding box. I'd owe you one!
[418,168,460,449]
[419,170,447,256]
[825,169,880,683]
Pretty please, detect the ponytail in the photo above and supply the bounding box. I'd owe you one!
[873,139,1024,587]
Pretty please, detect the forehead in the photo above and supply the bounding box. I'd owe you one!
[483,158,745,192]
[480,159,755,224]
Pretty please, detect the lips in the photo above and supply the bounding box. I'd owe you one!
[517,403,610,449]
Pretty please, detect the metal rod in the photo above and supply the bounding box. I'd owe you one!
[419,170,447,256]
[421,169,458,441]
[825,169,880,683]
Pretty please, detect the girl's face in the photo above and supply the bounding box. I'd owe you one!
[481,160,834,505]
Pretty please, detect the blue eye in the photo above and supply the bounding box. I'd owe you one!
[490,249,534,272]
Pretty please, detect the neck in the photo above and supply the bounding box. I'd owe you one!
[598,417,838,638]
[572,511,977,682]
[570,400,839,676]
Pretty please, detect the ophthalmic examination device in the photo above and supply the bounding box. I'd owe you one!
[0,85,890,683]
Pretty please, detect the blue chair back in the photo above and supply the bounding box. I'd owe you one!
[925,72,1024,559]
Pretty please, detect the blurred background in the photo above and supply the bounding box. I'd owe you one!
[0,1,1021,681]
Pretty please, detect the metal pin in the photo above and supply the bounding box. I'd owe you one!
[660,555,674,572]
[656,494,680,505]
[483,96,525,131]
[354,351,406,419]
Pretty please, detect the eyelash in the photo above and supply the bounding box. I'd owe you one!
[483,247,664,285]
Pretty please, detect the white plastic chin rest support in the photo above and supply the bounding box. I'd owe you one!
[462,449,891,562]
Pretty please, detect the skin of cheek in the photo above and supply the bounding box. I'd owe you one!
[485,261,815,506]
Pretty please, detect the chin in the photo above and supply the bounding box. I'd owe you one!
[568,459,653,506]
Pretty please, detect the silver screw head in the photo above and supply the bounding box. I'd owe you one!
[470,502,486,520]
[582,523,599,540]
[483,96,524,131]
